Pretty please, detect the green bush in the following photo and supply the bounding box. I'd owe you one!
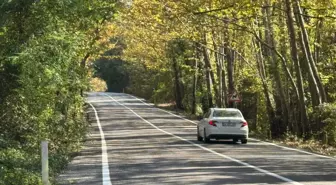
[0,0,118,184]
[0,29,89,185]
[0,148,42,185]
[313,103,336,146]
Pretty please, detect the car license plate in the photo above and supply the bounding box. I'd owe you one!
[222,122,235,127]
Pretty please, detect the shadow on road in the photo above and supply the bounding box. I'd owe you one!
[58,93,336,185]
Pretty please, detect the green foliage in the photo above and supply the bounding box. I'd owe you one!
[0,62,21,104]
[106,0,336,146]
[167,39,198,111]
[94,38,129,92]
[255,94,271,138]
[94,58,129,92]
[0,0,119,184]
[151,75,175,104]
[0,148,42,185]
[90,77,108,92]
[124,62,161,100]
[0,30,89,185]
[313,103,336,146]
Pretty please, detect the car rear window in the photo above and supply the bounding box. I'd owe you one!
[213,110,242,118]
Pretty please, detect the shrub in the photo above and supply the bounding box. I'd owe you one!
[0,148,42,185]
[313,103,336,146]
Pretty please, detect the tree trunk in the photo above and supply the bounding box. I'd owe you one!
[314,19,323,63]
[204,65,214,108]
[253,38,276,131]
[226,48,235,96]
[192,47,199,114]
[203,34,219,107]
[80,53,91,96]
[294,0,327,103]
[221,46,228,108]
[284,0,308,136]
[203,34,215,108]
[212,32,223,107]
[172,58,183,109]
[222,24,230,108]
[224,46,235,108]
[278,1,294,131]
[263,1,288,136]
[196,46,208,113]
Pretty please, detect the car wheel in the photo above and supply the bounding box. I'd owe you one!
[241,139,247,144]
[233,139,238,143]
[197,127,203,141]
[203,129,210,143]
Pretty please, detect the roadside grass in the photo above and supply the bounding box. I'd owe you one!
[155,103,336,158]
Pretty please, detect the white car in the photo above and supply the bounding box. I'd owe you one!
[197,108,248,144]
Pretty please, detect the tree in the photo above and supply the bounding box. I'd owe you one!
[0,0,120,183]
[101,0,336,144]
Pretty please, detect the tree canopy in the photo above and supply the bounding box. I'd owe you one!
[0,0,120,184]
[96,0,336,144]
[1,0,336,183]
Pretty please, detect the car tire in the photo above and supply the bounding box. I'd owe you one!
[197,127,203,141]
[203,129,210,143]
[241,139,247,144]
[233,139,238,143]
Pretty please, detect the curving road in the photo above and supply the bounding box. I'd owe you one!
[58,92,336,185]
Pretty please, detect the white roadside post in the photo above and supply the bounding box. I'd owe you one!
[41,141,49,185]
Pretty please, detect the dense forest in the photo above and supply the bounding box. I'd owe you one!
[95,0,336,146]
[1,0,336,184]
[0,0,120,184]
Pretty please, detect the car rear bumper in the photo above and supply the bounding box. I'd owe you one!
[208,134,248,139]
[206,126,248,139]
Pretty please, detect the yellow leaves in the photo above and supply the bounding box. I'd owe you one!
[304,0,336,8]
[110,0,268,71]
[113,1,190,67]
[90,77,107,92]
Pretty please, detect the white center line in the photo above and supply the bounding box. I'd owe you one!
[88,103,112,185]
[104,93,302,185]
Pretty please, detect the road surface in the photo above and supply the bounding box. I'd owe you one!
[58,92,336,185]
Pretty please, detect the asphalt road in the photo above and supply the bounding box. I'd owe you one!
[58,92,336,185]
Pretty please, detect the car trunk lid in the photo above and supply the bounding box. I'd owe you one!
[213,117,245,131]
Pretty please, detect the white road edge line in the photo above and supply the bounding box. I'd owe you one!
[104,94,302,185]
[88,103,112,185]
[125,93,335,160]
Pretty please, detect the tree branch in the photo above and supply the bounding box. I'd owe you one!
[193,5,236,15]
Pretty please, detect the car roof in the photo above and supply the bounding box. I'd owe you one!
[211,108,240,111]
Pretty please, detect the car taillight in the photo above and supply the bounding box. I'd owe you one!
[209,120,217,126]
[241,121,248,127]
